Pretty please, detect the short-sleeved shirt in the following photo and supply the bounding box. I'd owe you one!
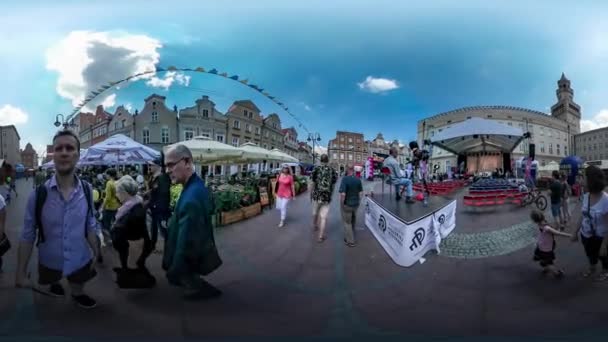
[580,192,608,238]
[549,180,562,204]
[339,175,363,207]
[311,164,337,203]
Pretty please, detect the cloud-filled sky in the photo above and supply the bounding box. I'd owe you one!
[2,0,608,157]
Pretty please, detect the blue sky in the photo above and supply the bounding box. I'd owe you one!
[2,0,608,156]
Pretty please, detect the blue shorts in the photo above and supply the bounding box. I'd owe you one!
[551,203,561,217]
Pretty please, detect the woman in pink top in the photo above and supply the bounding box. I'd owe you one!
[275,166,296,228]
[530,210,571,278]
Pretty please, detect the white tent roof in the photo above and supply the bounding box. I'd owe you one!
[164,136,244,164]
[430,117,524,154]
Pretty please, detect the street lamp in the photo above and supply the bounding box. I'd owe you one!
[54,114,76,130]
[307,132,321,165]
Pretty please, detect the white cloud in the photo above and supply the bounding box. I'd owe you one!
[581,109,608,132]
[357,76,399,94]
[101,94,116,108]
[146,71,191,90]
[46,31,163,109]
[124,103,133,112]
[0,104,29,125]
[314,146,328,155]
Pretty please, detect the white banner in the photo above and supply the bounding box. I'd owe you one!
[365,197,457,267]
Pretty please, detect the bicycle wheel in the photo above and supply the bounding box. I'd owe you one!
[535,195,547,211]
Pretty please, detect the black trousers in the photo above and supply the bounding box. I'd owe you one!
[38,260,97,285]
[150,209,169,248]
[581,235,608,270]
[112,229,153,269]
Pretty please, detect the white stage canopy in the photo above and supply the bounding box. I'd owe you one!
[430,117,525,154]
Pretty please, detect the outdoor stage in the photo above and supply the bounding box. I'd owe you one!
[364,194,457,267]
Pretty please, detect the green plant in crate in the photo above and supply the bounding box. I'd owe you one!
[214,190,243,213]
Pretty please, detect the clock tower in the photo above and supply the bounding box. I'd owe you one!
[551,73,581,155]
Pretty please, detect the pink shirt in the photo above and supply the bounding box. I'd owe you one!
[276,174,294,199]
[537,224,555,252]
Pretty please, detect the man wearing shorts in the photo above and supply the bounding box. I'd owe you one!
[311,154,337,243]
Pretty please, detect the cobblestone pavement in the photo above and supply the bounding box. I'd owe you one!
[1,178,607,340]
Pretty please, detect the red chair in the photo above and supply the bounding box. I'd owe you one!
[495,194,506,205]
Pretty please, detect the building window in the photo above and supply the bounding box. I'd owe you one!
[161,127,169,143]
[549,143,553,154]
[184,129,194,141]
[232,137,239,147]
[540,128,544,136]
[245,124,251,132]
[249,112,253,119]
[114,122,119,130]
[244,110,248,117]
[557,144,560,156]
[348,154,353,161]
[348,138,353,143]
[122,120,126,128]
[152,111,158,123]
[340,153,345,160]
[142,129,150,144]
[233,120,240,129]
[216,134,224,143]
[272,122,277,129]
[202,109,209,118]
[255,127,260,135]
[540,142,545,153]
[265,131,270,137]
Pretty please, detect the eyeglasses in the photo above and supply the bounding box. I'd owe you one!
[165,157,187,169]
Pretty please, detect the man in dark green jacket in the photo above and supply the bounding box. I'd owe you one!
[162,144,222,300]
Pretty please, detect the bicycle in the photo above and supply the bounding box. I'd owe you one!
[521,188,547,211]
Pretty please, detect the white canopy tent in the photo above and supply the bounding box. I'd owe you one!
[430,117,525,154]
[269,148,299,163]
[164,136,244,165]
[81,134,159,165]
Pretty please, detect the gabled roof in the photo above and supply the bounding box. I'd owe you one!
[232,100,260,112]
[144,94,166,102]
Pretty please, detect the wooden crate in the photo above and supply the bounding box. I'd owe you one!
[221,209,245,225]
[242,202,262,218]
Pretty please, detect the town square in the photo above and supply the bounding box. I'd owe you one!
[1,0,608,340]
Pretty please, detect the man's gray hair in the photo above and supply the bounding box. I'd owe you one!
[115,175,139,196]
[166,144,193,161]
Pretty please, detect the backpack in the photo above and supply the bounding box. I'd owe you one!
[34,178,94,246]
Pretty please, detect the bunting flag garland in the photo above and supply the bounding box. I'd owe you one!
[66,65,311,134]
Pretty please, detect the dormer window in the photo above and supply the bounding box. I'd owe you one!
[152,111,158,123]
[203,109,209,118]
[152,102,156,109]
[244,110,248,117]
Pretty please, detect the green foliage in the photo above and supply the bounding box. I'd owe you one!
[170,184,183,209]
[214,190,243,213]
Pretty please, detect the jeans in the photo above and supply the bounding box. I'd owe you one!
[150,209,169,248]
[341,204,358,244]
[393,178,413,197]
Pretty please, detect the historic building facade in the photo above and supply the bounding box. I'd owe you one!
[282,127,299,158]
[108,106,135,139]
[0,125,21,165]
[327,131,368,172]
[177,95,228,143]
[261,113,284,150]
[134,94,179,151]
[20,142,38,169]
[225,100,264,147]
[416,74,582,172]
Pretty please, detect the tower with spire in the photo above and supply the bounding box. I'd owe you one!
[550,73,581,135]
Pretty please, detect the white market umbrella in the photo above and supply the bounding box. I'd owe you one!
[164,136,244,165]
[269,148,299,163]
[81,134,159,165]
[236,142,273,162]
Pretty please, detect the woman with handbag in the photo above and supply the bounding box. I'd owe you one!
[275,166,296,228]
[571,165,608,282]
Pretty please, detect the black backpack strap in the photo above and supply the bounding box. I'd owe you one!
[80,179,94,237]
[34,184,48,246]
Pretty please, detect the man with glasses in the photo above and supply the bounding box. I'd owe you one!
[162,144,222,300]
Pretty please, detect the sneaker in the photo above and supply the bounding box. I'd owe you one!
[72,294,97,309]
[278,221,285,228]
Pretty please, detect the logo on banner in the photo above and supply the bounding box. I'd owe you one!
[409,228,426,251]
[378,215,387,232]
[438,214,446,225]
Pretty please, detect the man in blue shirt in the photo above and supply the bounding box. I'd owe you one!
[15,130,100,309]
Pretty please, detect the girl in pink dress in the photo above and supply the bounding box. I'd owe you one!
[275,166,296,228]
[530,210,571,278]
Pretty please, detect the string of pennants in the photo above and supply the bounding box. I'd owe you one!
[68,66,310,134]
